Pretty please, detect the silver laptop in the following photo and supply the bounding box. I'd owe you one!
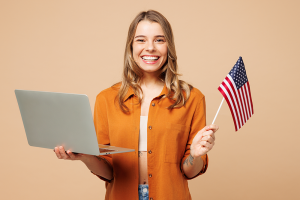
[15,89,135,156]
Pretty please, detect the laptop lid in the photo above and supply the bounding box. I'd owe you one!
[15,89,134,156]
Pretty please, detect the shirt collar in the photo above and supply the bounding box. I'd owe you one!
[123,84,168,102]
[123,86,135,102]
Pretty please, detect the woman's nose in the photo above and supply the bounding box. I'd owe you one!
[146,42,155,52]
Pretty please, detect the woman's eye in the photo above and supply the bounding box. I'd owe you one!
[137,39,144,42]
[156,39,165,42]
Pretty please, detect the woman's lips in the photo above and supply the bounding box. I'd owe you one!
[141,57,160,64]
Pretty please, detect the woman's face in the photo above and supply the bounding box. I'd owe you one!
[132,20,168,75]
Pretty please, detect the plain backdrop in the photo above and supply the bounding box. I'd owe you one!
[1,0,299,199]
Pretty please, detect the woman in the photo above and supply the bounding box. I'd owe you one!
[54,10,218,200]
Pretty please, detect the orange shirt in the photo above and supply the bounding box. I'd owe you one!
[93,83,208,200]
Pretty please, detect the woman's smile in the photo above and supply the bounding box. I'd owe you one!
[141,55,160,64]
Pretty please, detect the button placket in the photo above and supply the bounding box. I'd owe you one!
[148,99,155,198]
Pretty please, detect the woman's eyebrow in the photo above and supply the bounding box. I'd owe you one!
[134,35,165,38]
[134,35,145,38]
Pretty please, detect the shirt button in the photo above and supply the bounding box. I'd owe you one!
[148,150,152,154]
[150,198,153,200]
[152,103,155,106]
[149,174,152,178]
[149,126,152,130]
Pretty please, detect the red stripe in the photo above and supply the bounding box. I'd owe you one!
[221,81,242,129]
[218,86,238,131]
[238,89,248,121]
[241,86,250,119]
[243,84,251,117]
[247,82,254,115]
[225,77,245,125]
[245,83,253,116]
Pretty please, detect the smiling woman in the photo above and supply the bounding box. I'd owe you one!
[54,10,218,200]
[132,21,168,72]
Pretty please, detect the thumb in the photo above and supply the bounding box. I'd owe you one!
[200,125,211,134]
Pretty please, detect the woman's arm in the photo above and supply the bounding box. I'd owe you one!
[81,155,113,180]
[182,154,204,178]
[54,146,113,181]
[182,125,218,178]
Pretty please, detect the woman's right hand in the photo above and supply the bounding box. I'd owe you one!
[54,146,93,162]
[54,146,113,180]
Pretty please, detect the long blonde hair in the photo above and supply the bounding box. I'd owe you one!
[116,10,193,113]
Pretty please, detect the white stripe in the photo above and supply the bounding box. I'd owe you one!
[241,85,250,119]
[220,84,240,130]
[227,75,245,125]
[245,83,253,116]
[224,79,243,127]
[238,89,248,122]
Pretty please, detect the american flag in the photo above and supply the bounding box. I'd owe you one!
[218,57,254,131]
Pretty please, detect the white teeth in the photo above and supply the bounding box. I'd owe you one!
[142,56,159,60]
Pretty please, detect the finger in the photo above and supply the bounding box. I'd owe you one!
[207,124,219,132]
[202,130,215,139]
[200,141,214,150]
[201,135,214,144]
[59,146,70,159]
[199,126,212,135]
[54,147,62,159]
[208,137,214,144]
[67,150,76,160]
[194,125,218,146]
[194,126,213,142]
[200,145,210,153]
[200,140,210,147]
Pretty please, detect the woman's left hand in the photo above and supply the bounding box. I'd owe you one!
[190,124,219,158]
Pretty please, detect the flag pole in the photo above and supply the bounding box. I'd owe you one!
[212,98,224,124]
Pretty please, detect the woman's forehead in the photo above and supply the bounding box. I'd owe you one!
[134,20,164,37]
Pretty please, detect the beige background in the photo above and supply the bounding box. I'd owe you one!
[1,0,299,199]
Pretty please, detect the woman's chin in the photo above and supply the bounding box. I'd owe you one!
[141,68,161,74]
[139,64,163,73]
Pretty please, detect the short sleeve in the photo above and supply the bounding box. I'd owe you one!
[91,92,114,182]
[180,94,208,180]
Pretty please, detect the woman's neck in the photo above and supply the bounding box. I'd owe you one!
[140,73,164,89]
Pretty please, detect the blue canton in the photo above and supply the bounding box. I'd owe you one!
[229,56,248,89]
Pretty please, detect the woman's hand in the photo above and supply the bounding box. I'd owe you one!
[54,146,93,162]
[54,146,114,180]
[190,124,219,158]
